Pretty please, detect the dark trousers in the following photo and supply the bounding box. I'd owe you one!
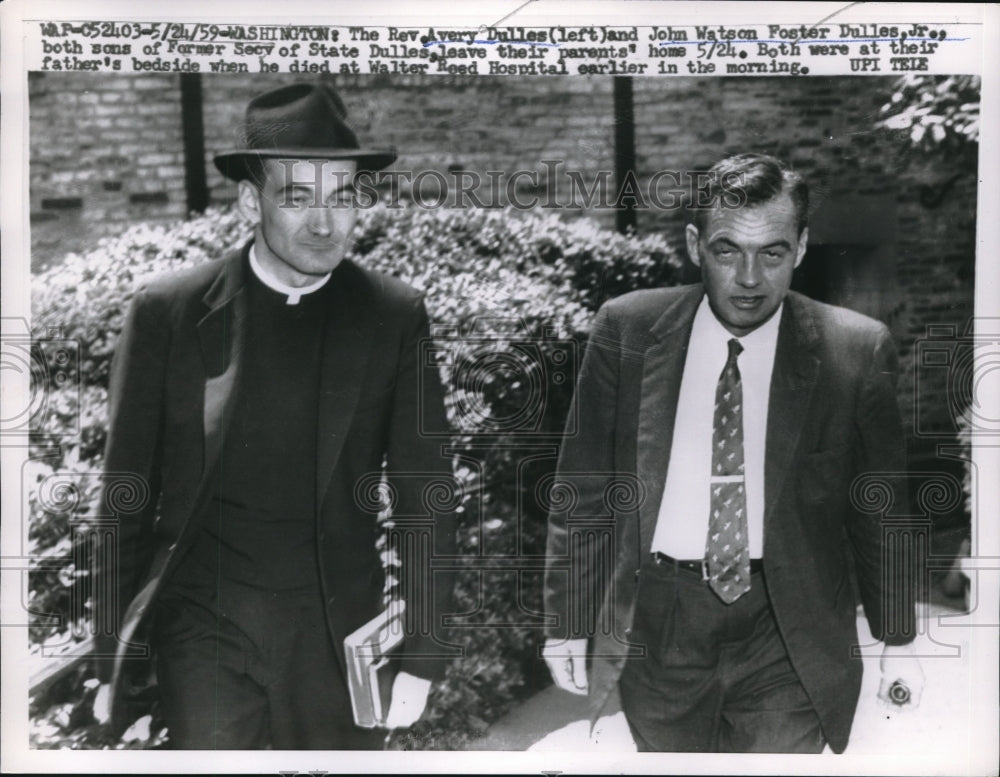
[618,554,825,753]
[153,585,386,750]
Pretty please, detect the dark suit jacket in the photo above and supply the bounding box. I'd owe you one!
[544,284,915,754]
[93,244,457,734]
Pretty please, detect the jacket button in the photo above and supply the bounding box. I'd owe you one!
[624,628,632,636]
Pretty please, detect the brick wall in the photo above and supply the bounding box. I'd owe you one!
[29,74,189,267]
[28,73,978,466]
[30,72,620,267]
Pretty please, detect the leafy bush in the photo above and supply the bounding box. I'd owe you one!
[29,204,683,749]
[27,385,108,646]
[878,75,980,157]
[32,211,250,389]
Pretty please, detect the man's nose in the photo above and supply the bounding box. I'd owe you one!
[736,254,762,287]
[307,203,336,236]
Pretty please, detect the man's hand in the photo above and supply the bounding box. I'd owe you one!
[384,671,431,729]
[543,637,589,695]
[877,642,925,709]
[92,682,111,725]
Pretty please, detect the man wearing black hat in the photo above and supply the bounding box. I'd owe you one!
[91,82,457,749]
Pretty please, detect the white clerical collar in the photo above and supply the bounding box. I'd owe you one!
[249,244,331,305]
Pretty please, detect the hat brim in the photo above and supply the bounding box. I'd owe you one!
[214,148,397,182]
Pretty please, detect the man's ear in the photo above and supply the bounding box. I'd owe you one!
[236,179,262,226]
[685,223,702,268]
[794,227,809,269]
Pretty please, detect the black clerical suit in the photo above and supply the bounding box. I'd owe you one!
[92,243,456,748]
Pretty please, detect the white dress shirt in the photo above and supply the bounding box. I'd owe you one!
[650,297,783,560]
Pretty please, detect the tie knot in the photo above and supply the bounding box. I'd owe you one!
[727,338,743,363]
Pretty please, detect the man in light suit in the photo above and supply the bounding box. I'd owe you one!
[543,153,924,752]
[91,82,456,749]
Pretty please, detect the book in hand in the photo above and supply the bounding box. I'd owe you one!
[344,600,406,729]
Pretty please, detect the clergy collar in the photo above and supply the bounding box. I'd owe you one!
[248,243,332,305]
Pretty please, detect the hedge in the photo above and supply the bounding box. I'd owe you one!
[28,204,683,749]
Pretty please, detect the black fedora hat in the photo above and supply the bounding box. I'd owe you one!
[214,82,397,181]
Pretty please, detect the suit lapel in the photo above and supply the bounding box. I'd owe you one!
[197,247,249,474]
[635,287,703,557]
[764,294,821,535]
[315,263,376,508]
